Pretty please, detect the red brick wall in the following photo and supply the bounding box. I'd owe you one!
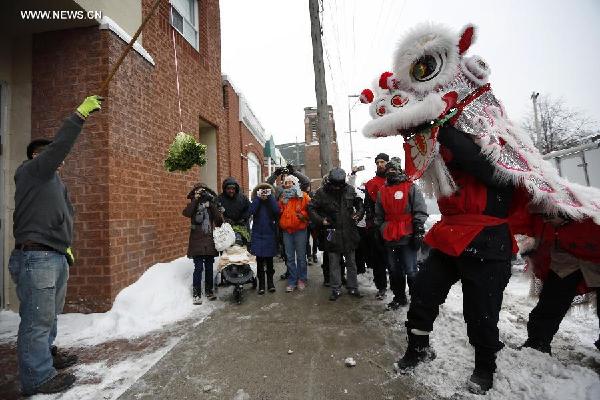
[31,0,227,312]
[222,82,241,182]
[221,81,266,195]
[29,0,268,312]
[31,26,111,312]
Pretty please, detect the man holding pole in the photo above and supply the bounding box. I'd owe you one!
[9,95,102,396]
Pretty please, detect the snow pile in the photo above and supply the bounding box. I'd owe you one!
[0,257,221,347]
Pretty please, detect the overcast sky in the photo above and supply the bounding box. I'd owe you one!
[220,0,600,183]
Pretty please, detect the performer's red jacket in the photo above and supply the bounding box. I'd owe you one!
[424,126,518,260]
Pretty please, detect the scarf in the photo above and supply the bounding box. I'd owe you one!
[194,202,212,234]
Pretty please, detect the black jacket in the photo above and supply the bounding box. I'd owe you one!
[309,182,364,253]
[13,114,84,253]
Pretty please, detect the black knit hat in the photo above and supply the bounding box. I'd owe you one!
[385,159,403,172]
[27,138,52,159]
[375,153,389,162]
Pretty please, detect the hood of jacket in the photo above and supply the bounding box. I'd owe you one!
[251,182,276,199]
[221,177,240,195]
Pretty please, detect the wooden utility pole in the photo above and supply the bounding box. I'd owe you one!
[531,92,542,152]
[309,0,332,177]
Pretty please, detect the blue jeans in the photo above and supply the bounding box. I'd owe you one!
[283,230,307,286]
[192,256,214,291]
[8,249,69,395]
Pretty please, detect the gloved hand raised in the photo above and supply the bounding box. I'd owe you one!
[76,95,103,119]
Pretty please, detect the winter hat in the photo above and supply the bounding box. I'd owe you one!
[328,167,347,186]
[385,159,403,172]
[283,175,302,197]
[375,153,390,162]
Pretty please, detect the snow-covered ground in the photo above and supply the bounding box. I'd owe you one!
[366,259,600,400]
[0,257,223,399]
[1,227,599,399]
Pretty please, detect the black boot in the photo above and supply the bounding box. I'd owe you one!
[394,331,435,373]
[257,264,266,295]
[24,372,76,396]
[468,349,496,394]
[192,286,202,305]
[520,338,552,355]
[329,289,341,301]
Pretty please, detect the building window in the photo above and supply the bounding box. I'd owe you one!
[170,0,199,49]
[247,152,261,197]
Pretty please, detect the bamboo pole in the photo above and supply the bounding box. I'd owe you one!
[99,0,163,94]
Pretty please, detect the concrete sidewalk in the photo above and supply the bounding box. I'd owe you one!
[118,260,435,400]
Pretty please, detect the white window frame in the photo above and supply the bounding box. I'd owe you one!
[170,0,199,50]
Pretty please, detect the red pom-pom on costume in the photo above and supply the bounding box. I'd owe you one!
[360,89,374,104]
[379,71,394,89]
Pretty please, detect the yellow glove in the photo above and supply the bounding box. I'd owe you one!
[65,247,75,266]
[76,95,103,119]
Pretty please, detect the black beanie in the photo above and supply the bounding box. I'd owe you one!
[375,153,389,162]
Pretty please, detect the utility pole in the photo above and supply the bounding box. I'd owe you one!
[309,0,332,177]
[531,92,542,152]
[348,94,360,168]
[295,135,300,166]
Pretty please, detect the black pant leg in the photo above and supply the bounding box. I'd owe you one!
[369,229,388,291]
[406,250,459,332]
[527,270,582,345]
[322,251,330,281]
[256,257,266,290]
[459,256,511,353]
[387,247,407,301]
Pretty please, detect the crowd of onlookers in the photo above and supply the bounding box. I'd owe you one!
[183,153,427,307]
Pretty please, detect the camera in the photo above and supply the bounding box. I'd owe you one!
[258,188,271,197]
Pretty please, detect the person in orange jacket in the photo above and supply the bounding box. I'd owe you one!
[278,175,311,292]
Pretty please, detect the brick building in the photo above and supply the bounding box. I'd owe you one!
[0,0,267,312]
[276,106,340,188]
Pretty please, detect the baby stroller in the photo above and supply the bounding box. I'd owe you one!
[214,225,257,304]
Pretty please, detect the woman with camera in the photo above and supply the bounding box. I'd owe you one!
[249,183,281,294]
[182,183,224,304]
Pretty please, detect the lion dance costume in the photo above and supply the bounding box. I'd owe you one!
[359,22,600,393]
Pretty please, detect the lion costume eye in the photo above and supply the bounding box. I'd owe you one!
[410,54,443,82]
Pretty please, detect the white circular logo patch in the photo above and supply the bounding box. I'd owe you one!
[394,191,404,200]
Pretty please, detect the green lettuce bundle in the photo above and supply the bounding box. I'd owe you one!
[164,132,207,172]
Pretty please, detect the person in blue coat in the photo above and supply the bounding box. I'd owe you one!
[249,183,281,294]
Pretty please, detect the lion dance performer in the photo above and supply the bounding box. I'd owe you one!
[359,23,600,393]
